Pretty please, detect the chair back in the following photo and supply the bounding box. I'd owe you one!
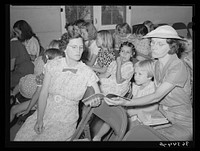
[154,23,168,29]
[132,24,143,34]
[187,22,193,38]
[172,22,188,38]
[93,100,128,141]
[122,125,169,141]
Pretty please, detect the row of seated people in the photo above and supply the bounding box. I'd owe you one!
[10,19,193,141]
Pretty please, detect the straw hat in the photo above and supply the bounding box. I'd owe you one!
[143,25,182,39]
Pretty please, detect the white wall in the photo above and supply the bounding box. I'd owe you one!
[10,6,62,48]
[130,6,192,26]
[10,5,193,48]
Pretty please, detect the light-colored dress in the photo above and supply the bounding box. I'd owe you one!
[131,81,155,98]
[14,58,99,141]
[126,81,157,124]
[23,36,40,58]
[155,54,192,141]
[100,61,134,96]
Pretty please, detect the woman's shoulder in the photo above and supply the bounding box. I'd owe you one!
[46,57,64,69]
[79,61,97,75]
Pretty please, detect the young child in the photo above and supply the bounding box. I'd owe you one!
[10,48,64,122]
[65,22,74,35]
[115,23,135,51]
[73,19,86,36]
[126,59,158,129]
[92,42,135,141]
[91,30,115,75]
[143,20,154,33]
[80,22,100,64]
[133,24,152,61]
[113,24,121,51]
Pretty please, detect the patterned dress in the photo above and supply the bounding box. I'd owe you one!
[96,48,115,68]
[100,61,134,96]
[14,58,99,141]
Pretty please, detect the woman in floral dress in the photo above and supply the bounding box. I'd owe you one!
[14,31,101,141]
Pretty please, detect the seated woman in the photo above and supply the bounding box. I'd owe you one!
[13,31,101,141]
[10,36,34,89]
[13,20,41,62]
[99,25,193,141]
[10,48,65,123]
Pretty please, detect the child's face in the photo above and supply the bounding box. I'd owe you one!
[120,45,132,63]
[73,25,80,36]
[119,29,126,37]
[96,34,102,48]
[68,25,74,32]
[134,67,151,86]
[80,28,89,41]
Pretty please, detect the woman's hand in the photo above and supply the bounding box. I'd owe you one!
[34,120,44,134]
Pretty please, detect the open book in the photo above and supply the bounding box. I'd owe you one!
[142,110,172,129]
[82,93,131,106]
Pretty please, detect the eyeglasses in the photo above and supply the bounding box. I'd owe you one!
[68,45,84,50]
[150,41,167,47]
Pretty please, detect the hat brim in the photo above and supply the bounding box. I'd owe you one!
[143,33,183,40]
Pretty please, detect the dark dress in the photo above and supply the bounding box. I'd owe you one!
[10,40,34,88]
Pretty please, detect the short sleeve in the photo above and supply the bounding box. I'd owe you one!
[164,61,188,87]
[86,69,99,87]
[27,37,40,57]
[121,62,134,80]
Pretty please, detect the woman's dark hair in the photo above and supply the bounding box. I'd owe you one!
[166,39,181,55]
[119,41,136,61]
[59,30,83,52]
[13,20,36,42]
[13,20,43,54]
[135,24,148,36]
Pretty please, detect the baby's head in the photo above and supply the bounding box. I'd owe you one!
[134,59,154,85]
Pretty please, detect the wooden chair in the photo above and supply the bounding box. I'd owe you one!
[70,100,128,141]
[122,125,169,141]
[172,22,188,38]
[187,22,193,38]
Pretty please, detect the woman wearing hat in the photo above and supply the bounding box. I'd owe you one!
[105,25,192,141]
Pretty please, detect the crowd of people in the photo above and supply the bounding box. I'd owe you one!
[10,19,193,141]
